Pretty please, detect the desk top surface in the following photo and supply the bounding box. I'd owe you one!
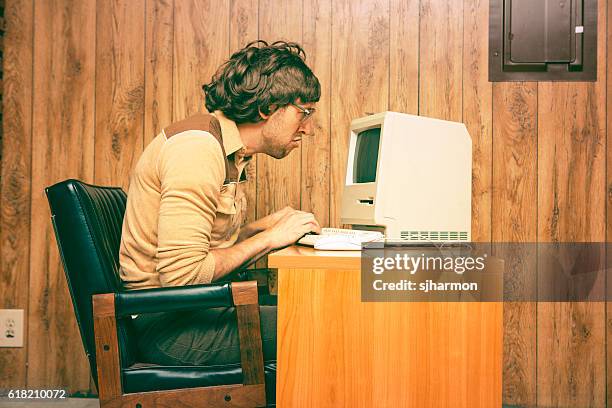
[267,245,362,270]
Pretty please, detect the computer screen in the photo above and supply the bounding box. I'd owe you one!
[352,127,381,183]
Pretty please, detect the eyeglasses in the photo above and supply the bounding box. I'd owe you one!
[290,102,316,122]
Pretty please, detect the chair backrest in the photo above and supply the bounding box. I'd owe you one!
[45,179,135,386]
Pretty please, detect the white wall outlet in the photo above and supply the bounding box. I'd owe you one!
[0,309,24,347]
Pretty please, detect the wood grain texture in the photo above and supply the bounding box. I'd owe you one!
[235,303,265,386]
[607,0,612,404]
[0,0,32,388]
[275,262,502,407]
[95,0,145,189]
[256,0,302,219]
[268,245,362,270]
[267,269,278,295]
[302,0,331,227]
[419,0,463,121]
[330,0,389,226]
[492,82,537,407]
[173,0,229,120]
[92,294,122,401]
[4,0,612,399]
[102,384,266,408]
[538,5,606,406]
[144,0,173,146]
[463,0,491,243]
[92,293,116,319]
[229,0,258,229]
[28,0,96,392]
[389,0,419,114]
[491,83,537,243]
[232,280,259,305]
[537,83,606,408]
[538,82,605,242]
[254,0,302,269]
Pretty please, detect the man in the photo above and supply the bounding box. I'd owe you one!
[119,41,321,365]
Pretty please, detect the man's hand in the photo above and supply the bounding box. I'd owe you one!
[266,206,297,226]
[211,209,321,281]
[262,210,321,249]
[237,206,299,242]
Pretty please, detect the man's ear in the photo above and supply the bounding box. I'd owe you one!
[259,105,277,121]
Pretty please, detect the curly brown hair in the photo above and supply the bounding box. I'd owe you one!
[203,40,321,124]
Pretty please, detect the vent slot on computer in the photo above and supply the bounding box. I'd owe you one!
[400,231,469,242]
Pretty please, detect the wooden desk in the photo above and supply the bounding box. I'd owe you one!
[268,246,502,407]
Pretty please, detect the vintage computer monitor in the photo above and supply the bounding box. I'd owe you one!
[340,111,472,243]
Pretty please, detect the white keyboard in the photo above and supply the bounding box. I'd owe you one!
[297,228,384,250]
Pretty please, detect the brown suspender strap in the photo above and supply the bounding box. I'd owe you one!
[163,113,239,184]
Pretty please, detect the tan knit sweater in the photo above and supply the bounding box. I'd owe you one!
[119,112,251,289]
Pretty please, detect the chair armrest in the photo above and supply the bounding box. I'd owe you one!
[112,281,234,318]
[231,281,265,386]
[92,280,265,403]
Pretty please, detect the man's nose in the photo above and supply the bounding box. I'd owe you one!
[299,119,315,136]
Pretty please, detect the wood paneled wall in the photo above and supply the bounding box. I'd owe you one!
[0,0,610,405]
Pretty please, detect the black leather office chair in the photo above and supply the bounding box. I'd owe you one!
[45,179,275,407]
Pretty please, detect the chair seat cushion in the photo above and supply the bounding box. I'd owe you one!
[122,361,276,403]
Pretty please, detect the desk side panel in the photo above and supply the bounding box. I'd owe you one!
[277,266,502,407]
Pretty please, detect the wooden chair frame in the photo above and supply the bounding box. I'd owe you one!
[92,280,267,408]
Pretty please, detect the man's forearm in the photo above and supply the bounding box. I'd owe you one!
[236,222,262,242]
[237,216,274,242]
[210,231,272,281]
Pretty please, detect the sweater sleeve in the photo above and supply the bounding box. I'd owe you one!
[155,131,225,286]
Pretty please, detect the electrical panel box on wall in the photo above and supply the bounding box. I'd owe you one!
[489,0,597,81]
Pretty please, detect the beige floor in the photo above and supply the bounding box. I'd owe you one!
[0,398,99,408]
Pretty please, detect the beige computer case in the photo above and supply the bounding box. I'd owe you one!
[341,111,472,242]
